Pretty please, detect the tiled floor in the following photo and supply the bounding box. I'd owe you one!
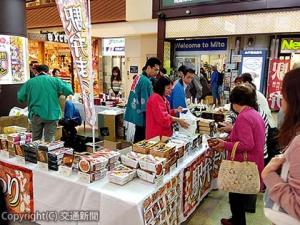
[184,190,271,225]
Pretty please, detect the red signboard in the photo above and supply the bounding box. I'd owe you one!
[267,59,290,111]
[0,161,34,215]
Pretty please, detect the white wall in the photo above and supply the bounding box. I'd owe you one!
[126,0,153,21]
[123,34,157,98]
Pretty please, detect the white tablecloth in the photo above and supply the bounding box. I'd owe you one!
[0,145,210,225]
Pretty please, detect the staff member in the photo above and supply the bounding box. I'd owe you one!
[168,67,194,110]
[146,76,189,140]
[125,57,161,143]
[17,64,73,142]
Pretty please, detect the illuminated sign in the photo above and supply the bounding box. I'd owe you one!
[281,39,300,53]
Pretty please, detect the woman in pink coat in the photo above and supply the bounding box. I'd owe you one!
[146,76,189,140]
[212,84,265,225]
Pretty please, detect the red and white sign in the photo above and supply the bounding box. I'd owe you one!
[0,161,34,216]
[267,59,290,111]
[56,0,96,126]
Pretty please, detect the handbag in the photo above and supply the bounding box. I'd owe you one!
[264,161,300,225]
[217,142,260,194]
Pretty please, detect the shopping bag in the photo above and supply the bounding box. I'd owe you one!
[217,142,260,194]
[264,162,300,225]
[178,111,197,135]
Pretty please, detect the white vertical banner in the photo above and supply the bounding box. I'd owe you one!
[56,0,96,127]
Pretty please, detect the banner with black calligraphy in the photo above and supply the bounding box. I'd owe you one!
[56,0,96,126]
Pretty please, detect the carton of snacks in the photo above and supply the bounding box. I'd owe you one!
[7,132,32,142]
[138,155,165,176]
[137,169,163,184]
[0,134,7,150]
[108,165,136,185]
[37,149,48,164]
[15,144,25,157]
[78,169,108,183]
[149,143,176,159]
[78,156,108,173]
[73,152,92,171]
[120,152,146,169]
[133,140,157,154]
[47,148,74,162]
[93,149,120,164]
[38,141,64,151]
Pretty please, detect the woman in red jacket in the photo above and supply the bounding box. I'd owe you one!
[146,76,189,140]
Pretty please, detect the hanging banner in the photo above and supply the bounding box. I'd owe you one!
[267,59,290,111]
[56,0,96,126]
[0,161,34,216]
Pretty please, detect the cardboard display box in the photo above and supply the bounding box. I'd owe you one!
[98,112,124,142]
[0,116,28,133]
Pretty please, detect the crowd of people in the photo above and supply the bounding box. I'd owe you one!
[124,57,300,225]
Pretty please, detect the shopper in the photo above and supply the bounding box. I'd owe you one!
[146,76,189,139]
[168,67,194,110]
[17,64,73,142]
[240,73,278,164]
[200,67,208,83]
[212,84,265,225]
[52,68,60,77]
[211,65,221,106]
[110,66,122,96]
[124,57,161,143]
[262,68,300,223]
[29,61,38,79]
[186,71,203,103]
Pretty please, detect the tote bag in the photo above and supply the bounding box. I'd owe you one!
[218,142,260,194]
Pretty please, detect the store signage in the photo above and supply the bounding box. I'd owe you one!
[231,54,242,63]
[0,161,34,215]
[130,66,138,74]
[103,38,125,56]
[47,32,68,43]
[280,39,300,53]
[267,59,290,111]
[174,38,227,51]
[0,35,28,84]
[240,50,267,92]
[56,0,96,126]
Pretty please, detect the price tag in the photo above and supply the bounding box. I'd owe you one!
[37,161,49,171]
[59,165,72,177]
[78,171,91,183]
[16,155,26,165]
[0,150,9,159]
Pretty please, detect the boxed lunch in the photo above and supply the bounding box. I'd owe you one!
[108,164,136,185]
[47,148,74,162]
[137,169,163,184]
[7,132,32,143]
[149,143,176,159]
[78,169,107,183]
[120,152,146,169]
[93,149,120,164]
[138,155,165,176]
[133,140,157,154]
[0,134,7,150]
[38,141,64,151]
[78,156,108,173]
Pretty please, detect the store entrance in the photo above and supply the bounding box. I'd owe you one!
[175,53,227,81]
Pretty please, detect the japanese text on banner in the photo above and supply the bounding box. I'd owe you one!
[267,59,290,111]
[56,0,96,126]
